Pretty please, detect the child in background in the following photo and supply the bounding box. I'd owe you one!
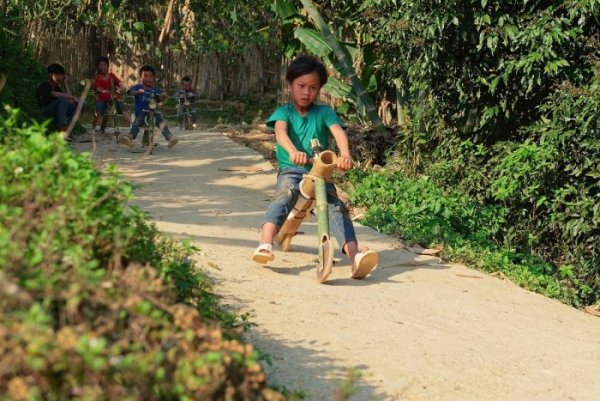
[252,55,378,280]
[175,76,198,129]
[119,65,179,149]
[35,63,78,138]
[90,56,132,134]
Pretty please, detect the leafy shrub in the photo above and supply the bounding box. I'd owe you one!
[346,168,585,306]
[346,169,504,246]
[0,108,283,400]
[487,77,600,305]
[358,0,598,142]
[383,76,599,306]
[347,168,503,247]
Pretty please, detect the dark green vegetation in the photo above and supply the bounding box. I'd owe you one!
[346,170,570,303]
[277,0,599,307]
[0,21,46,117]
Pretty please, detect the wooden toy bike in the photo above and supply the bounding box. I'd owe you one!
[274,139,337,283]
[141,90,159,155]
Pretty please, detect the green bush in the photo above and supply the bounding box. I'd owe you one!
[423,75,600,305]
[358,0,598,142]
[346,169,504,246]
[346,168,586,306]
[488,77,600,305]
[0,108,283,400]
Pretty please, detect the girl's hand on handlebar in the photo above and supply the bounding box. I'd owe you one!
[290,150,308,166]
[337,154,353,171]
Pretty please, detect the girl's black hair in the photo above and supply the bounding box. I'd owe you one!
[96,56,109,67]
[139,65,155,76]
[285,55,328,87]
[181,76,192,82]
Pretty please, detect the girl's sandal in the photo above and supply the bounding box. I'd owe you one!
[351,249,379,279]
[252,243,275,264]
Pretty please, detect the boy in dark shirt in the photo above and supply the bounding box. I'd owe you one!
[35,63,78,136]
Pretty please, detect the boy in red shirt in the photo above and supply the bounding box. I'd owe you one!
[90,56,132,134]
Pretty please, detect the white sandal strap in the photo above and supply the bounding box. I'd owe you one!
[256,243,273,252]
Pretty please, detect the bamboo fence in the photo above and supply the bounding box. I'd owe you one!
[26,21,280,99]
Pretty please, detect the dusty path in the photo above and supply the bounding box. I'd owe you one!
[75,130,600,401]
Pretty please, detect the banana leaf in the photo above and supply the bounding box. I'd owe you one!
[298,0,385,131]
[294,28,332,58]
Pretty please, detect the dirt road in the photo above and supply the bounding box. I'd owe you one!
[75,129,600,401]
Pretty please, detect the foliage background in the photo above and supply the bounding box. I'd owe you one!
[2,0,281,99]
[273,0,600,306]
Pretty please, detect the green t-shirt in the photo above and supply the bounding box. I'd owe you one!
[266,103,346,171]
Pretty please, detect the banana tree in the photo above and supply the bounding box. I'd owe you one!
[274,0,385,132]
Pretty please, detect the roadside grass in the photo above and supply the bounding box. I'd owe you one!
[76,92,277,130]
[343,169,591,308]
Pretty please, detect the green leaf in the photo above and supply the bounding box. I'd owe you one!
[133,21,145,31]
[323,76,352,98]
[535,196,547,208]
[294,27,332,57]
[340,42,359,64]
[336,102,351,115]
[284,42,299,59]
[273,0,298,20]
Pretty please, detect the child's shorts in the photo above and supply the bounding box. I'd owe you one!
[95,100,127,115]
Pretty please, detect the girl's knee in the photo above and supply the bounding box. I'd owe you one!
[274,181,296,201]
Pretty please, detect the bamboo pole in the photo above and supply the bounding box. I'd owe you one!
[194,54,201,90]
[158,0,176,49]
[395,78,407,126]
[65,79,92,138]
[315,176,333,283]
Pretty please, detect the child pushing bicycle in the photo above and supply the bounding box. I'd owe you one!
[90,56,132,135]
[118,65,179,149]
[252,55,378,280]
[174,76,198,129]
